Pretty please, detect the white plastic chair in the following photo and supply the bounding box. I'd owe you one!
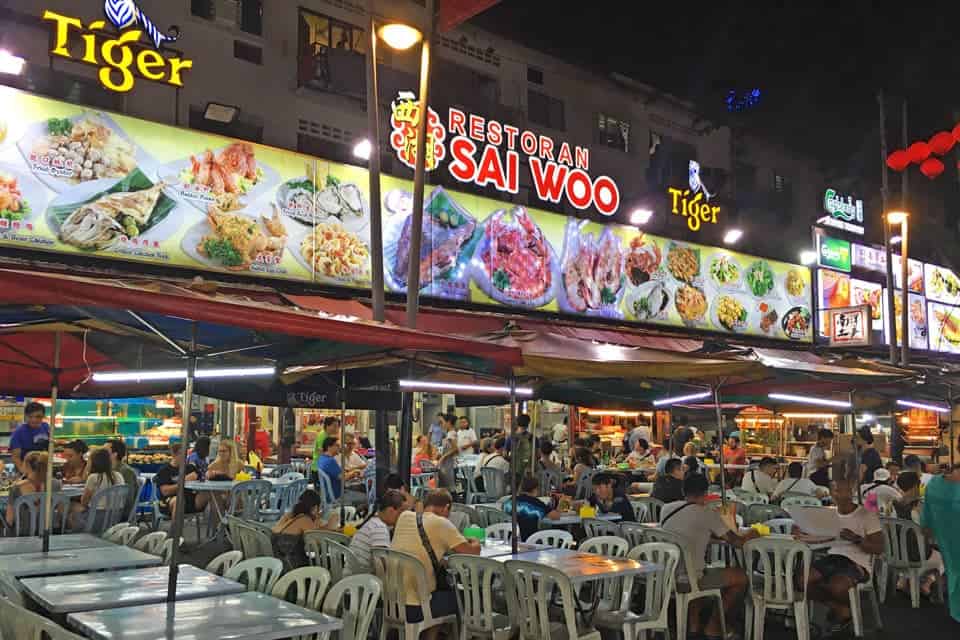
[225,557,284,594]
[0,596,87,640]
[849,577,883,637]
[743,537,812,640]
[583,518,622,538]
[272,566,332,610]
[764,518,795,535]
[322,574,383,640]
[448,554,512,640]
[160,537,183,564]
[745,504,789,525]
[504,560,601,640]
[318,540,362,585]
[372,548,459,640]
[102,522,130,541]
[230,516,274,559]
[526,529,574,549]
[579,536,630,558]
[449,510,471,532]
[476,505,510,527]
[880,517,927,608]
[282,472,307,481]
[781,496,821,508]
[734,491,769,506]
[595,543,679,640]
[206,550,244,576]
[619,522,649,548]
[82,485,130,535]
[485,523,514,543]
[451,503,479,527]
[630,497,664,523]
[644,527,727,640]
[480,467,508,502]
[134,531,168,555]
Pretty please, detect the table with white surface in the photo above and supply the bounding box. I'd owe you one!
[184,477,294,492]
[0,485,84,511]
[0,546,162,579]
[548,512,622,526]
[20,564,245,614]
[490,548,659,584]
[0,534,115,556]
[478,541,545,558]
[67,592,344,640]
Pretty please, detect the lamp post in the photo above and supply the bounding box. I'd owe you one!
[888,211,910,366]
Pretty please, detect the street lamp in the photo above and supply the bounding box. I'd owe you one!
[887,210,910,365]
[630,208,653,225]
[378,23,422,50]
[0,50,25,75]
[723,229,743,245]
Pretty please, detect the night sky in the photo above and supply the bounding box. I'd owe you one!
[477,1,960,170]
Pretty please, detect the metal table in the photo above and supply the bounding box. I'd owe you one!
[549,512,622,527]
[0,534,115,556]
[67,592,344,640]
[0,485,84,511]
[478,541,544,558]
[184,478,294,491]
[20,564,245,614]
[490,549,657,584]
[0,546,162,579]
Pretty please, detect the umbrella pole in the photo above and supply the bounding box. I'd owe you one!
[714,384,726,503]
[949,384,955,468]
[850,391,861,502]
[167,324,197,603]
[508,378,518,554]
[339,370,346,524]
[41,331,61,553]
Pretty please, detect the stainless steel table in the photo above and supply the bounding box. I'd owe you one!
[0,546,162,579]
[184,478,294,491]
[67,592,344,640]
[20,564,245,614]
[0,534,115,556]
[491,549,658,584]
[549,512,622,526]
[478,541,544,558]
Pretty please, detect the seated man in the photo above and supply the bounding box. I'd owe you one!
[652,458,685,503]
[503,476,561,540]
[802,474,883,636]
[155,442,209,517]
[860,467,901,513]
[772,461,827,501]
[587,473,636,522]
[316,437,366,505]
[661,474,755,639]
[741,457,779,496]
[627,438,657,474]
[391,489,480,640]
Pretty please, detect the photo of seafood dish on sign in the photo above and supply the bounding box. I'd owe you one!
[926,264,960,306]
[712,294,750,332]
[929,302,960,354]
[0,164,48,226]
[159,142,278,211]
[276,168,367,227]
[666,243,700,284]
[299,221,371,284]
[181,204,288,273]
[625,234,661,286]
[625,280,670,321]
[781,306,812,341]
[675,284,708,325]
[20,114,143,191]
[385,187,476,296]
[559,220,625,316]
[475,206,555,307]
[47,169,179,253]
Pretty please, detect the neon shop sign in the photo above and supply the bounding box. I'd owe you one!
[44,2,191,94]
[667,161,720,232]
[389,92,621,216]
[818,188,864,235]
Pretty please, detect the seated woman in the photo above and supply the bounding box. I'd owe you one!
[61,439,89,484]
[207,440,242,480]
[413,436,437,471]
[4,452,61,534]
[72,447,125,529]
[272,489,339,569]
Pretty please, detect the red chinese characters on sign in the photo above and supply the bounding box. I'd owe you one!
[829,305,871,347]
[389,92,446,172]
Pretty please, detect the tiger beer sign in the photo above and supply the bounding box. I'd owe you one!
[389,92,622,216]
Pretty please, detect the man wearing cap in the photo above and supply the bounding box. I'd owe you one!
[860,467,901,513]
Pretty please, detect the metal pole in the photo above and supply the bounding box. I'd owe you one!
[167,323,197,602]
[366,1,385,323]
[900,219,910,365]
[404,0,435,329]
[879,90,898,365]
[949,384,955,468]
[714,385,726,502]
[850,391,862,503]
[508,378,518,554]
[339,370,347,523]
[41,331,61,553]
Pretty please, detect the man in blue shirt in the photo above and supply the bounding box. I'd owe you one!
[10,402,50,475]
[316,437,364,502]
[428,413,445,450]
[504,476,561,540]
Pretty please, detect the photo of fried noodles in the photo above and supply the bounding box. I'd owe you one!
[301,222,370,279]
[675,285,707,322]
[667,246,698,283]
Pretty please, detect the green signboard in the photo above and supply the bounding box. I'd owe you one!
[818,236,851,272]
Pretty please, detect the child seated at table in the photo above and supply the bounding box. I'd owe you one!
[4,452,61,534]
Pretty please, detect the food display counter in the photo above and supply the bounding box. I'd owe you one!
[783,413,841,463]
[896,408,941,459]
[576,409,655,454]
[734,407,784,458]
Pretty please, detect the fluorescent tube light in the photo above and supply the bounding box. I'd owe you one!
[398,380,534,396]
[653,391,711,406]
[93,367,275,382]
[768,393,851,409]
[897,399,950,413]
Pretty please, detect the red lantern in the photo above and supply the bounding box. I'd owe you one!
[953,123,960,142]
[930,131,955,156]
[920,157,944,179]
[908,141,932,164]
[886,150,910,172]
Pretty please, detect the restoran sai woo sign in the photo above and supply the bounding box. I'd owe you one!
[390,92,621,216]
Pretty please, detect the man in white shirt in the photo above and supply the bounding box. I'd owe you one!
[350,490,405,572]
[805,428,834,486]
[456,416,478,452]
[552,417,568,445]
[342,433,368,474]
[803,474,883,636]
[773,462,827,500]
[660,474,757,639]
[741,457,779,496]
[860,467,901,512]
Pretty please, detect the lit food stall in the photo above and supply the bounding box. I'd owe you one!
[733,406,785,458]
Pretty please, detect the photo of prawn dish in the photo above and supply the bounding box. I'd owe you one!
[625,234,662,286]
[781,307,812,341]
[0,164,47,226]
[475,206,555,307]
[159,142,278,211]
[674,284,708,324]
[386,187,476,294]
[47,169,178,252]
[559,221,625,315]
[182,204,288,273]
[20,114,142,191]
[666,243,700,284]
[930,302,960,353]
[277,168,367,226]
[712,294,750,333]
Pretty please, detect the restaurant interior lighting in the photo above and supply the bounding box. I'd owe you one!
[723,229,743,245]
[897,399,950,413]
[352,139,372,160]
[855,413,875,422]
[378,23,422,50]
[768,393,852,409]
[398,380,534,396]
[630,208,654,225]
[887,211,909,225]
[202,102,239,124]
[782,413,839,419]
[652,391,711,406]
[799,250,817,266]
[890,235,902,245]
[583,410,639,417]
[0,50,25,75]
[93,367,276,382]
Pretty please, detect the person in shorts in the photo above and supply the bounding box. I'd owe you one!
[804,473,884,636]
[154,442,209,517]
[660,473,757,639]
